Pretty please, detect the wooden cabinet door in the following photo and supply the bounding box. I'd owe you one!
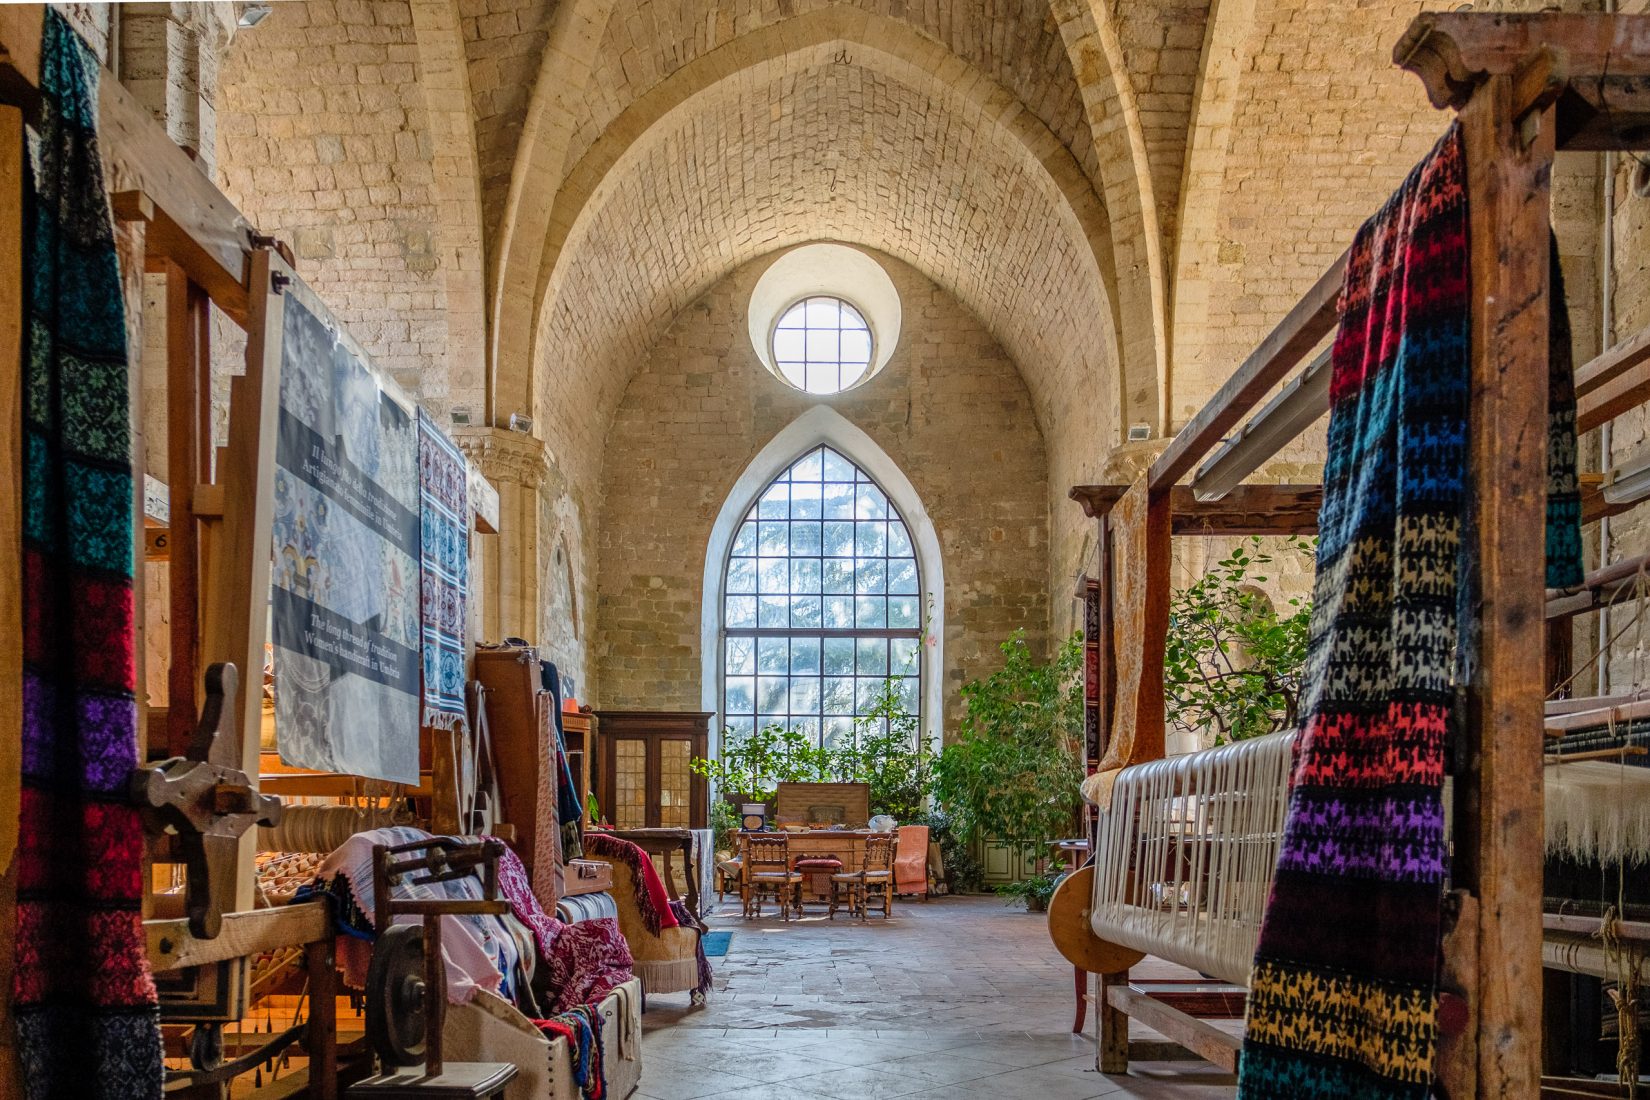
[596,711,710,829]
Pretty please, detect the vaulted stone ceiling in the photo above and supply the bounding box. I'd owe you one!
[529,52,1117,494]
[215,0,1582,502]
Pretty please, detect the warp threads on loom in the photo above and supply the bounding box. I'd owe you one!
[257,804,402,854]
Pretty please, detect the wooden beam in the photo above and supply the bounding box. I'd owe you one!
[256,771,434,799]
[1552,75,1650,151]
[200,250,285,917]
[0,100,23,1100]
[98,82,250,322]
[1452,63,1555,1099]
[1097,971,1129,1074]
[1544,552,1650,621]
[1542,745,1648,764]
[1093,479,1169,776]
[145,902,328,973]
[1396,13,1650,111]
[1542,911,1650,944]
[1104,984,1240,1074]
[1071,484,1322,534]
[1169,485,1321,535]
[1147,254,1345,490]
[1576,320,1650,403]
[0,6,251,322]
[1070,485,1126,518]
[1577,351,1650,434]
[165,262,204,757]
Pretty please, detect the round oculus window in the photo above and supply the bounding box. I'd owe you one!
[770,295,874,395]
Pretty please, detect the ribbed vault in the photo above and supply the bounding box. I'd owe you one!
[527,55,1120,505]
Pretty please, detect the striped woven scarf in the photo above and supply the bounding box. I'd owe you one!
[14,11,162,1098]
[1237,123,1581,1097]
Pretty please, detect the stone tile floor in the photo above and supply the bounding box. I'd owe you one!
[635,894,1237,1099]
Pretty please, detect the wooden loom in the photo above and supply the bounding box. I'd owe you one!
[1066,13,1650,1096]
[0,6,504,1096]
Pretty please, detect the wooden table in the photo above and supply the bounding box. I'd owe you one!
[605,827,705,919]
[738,830,892,905]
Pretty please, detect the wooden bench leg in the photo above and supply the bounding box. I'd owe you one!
[1099,969,1129,1075]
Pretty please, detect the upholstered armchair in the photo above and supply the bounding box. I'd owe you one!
[585,834,710,1005]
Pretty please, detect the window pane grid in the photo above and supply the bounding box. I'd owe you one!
[772,296,874,395]
[723,445,921,750]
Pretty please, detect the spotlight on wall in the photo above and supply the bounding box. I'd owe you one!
[508,412,534,434]
[1127,423,1152,443]
[238,3,272,28]
[449,406,472,427]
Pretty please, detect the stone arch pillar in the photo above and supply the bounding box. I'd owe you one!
[454,427,550,645]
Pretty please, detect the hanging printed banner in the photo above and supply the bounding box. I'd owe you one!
[270,283,422,783]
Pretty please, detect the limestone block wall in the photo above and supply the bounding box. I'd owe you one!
[592,248,1050,736]
[215,0,457,417]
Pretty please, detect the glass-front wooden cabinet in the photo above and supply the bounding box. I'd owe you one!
[594,710,711,829]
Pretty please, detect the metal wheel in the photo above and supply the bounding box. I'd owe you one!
[365,923,428,1067]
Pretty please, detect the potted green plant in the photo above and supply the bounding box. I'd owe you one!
[1163,536,1314,746]
[932,630,1085,859]
[996,866,1064,912]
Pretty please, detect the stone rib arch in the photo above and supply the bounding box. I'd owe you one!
[1049,0,1169,436]
[519,7,1124,448]
[1167,0,1259,428]
[487,0,623,425]
[409,0,489,416]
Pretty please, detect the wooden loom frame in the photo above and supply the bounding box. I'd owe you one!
[0,6,497,1097]
[1070,13,1650,1096]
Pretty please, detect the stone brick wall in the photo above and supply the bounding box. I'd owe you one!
[215,0,457,417]
[593,247,1050,736]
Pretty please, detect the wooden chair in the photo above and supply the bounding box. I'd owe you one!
[828,835,895,921]
[716,856,741,905]
[742,835,802,921]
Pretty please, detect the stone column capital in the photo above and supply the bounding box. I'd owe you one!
[453,426,550,490]
[1098,438,1170,485]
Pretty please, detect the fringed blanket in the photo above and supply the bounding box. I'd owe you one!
[583,832,679,934]
[495,846,634,1016]
[1237,123,1582,1098]
[418,410,468,730]
[671,899,715,998]
[13,12,162,1098]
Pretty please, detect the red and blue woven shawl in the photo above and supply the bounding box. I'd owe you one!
[1236,124,1581,1098]
[14,11,162,1098]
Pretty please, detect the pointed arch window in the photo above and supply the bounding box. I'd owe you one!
[721,445,922,750]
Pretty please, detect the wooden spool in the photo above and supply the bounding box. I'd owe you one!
[1047,866,1145,973]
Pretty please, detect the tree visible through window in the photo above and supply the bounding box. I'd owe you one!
[721,445,922,750]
